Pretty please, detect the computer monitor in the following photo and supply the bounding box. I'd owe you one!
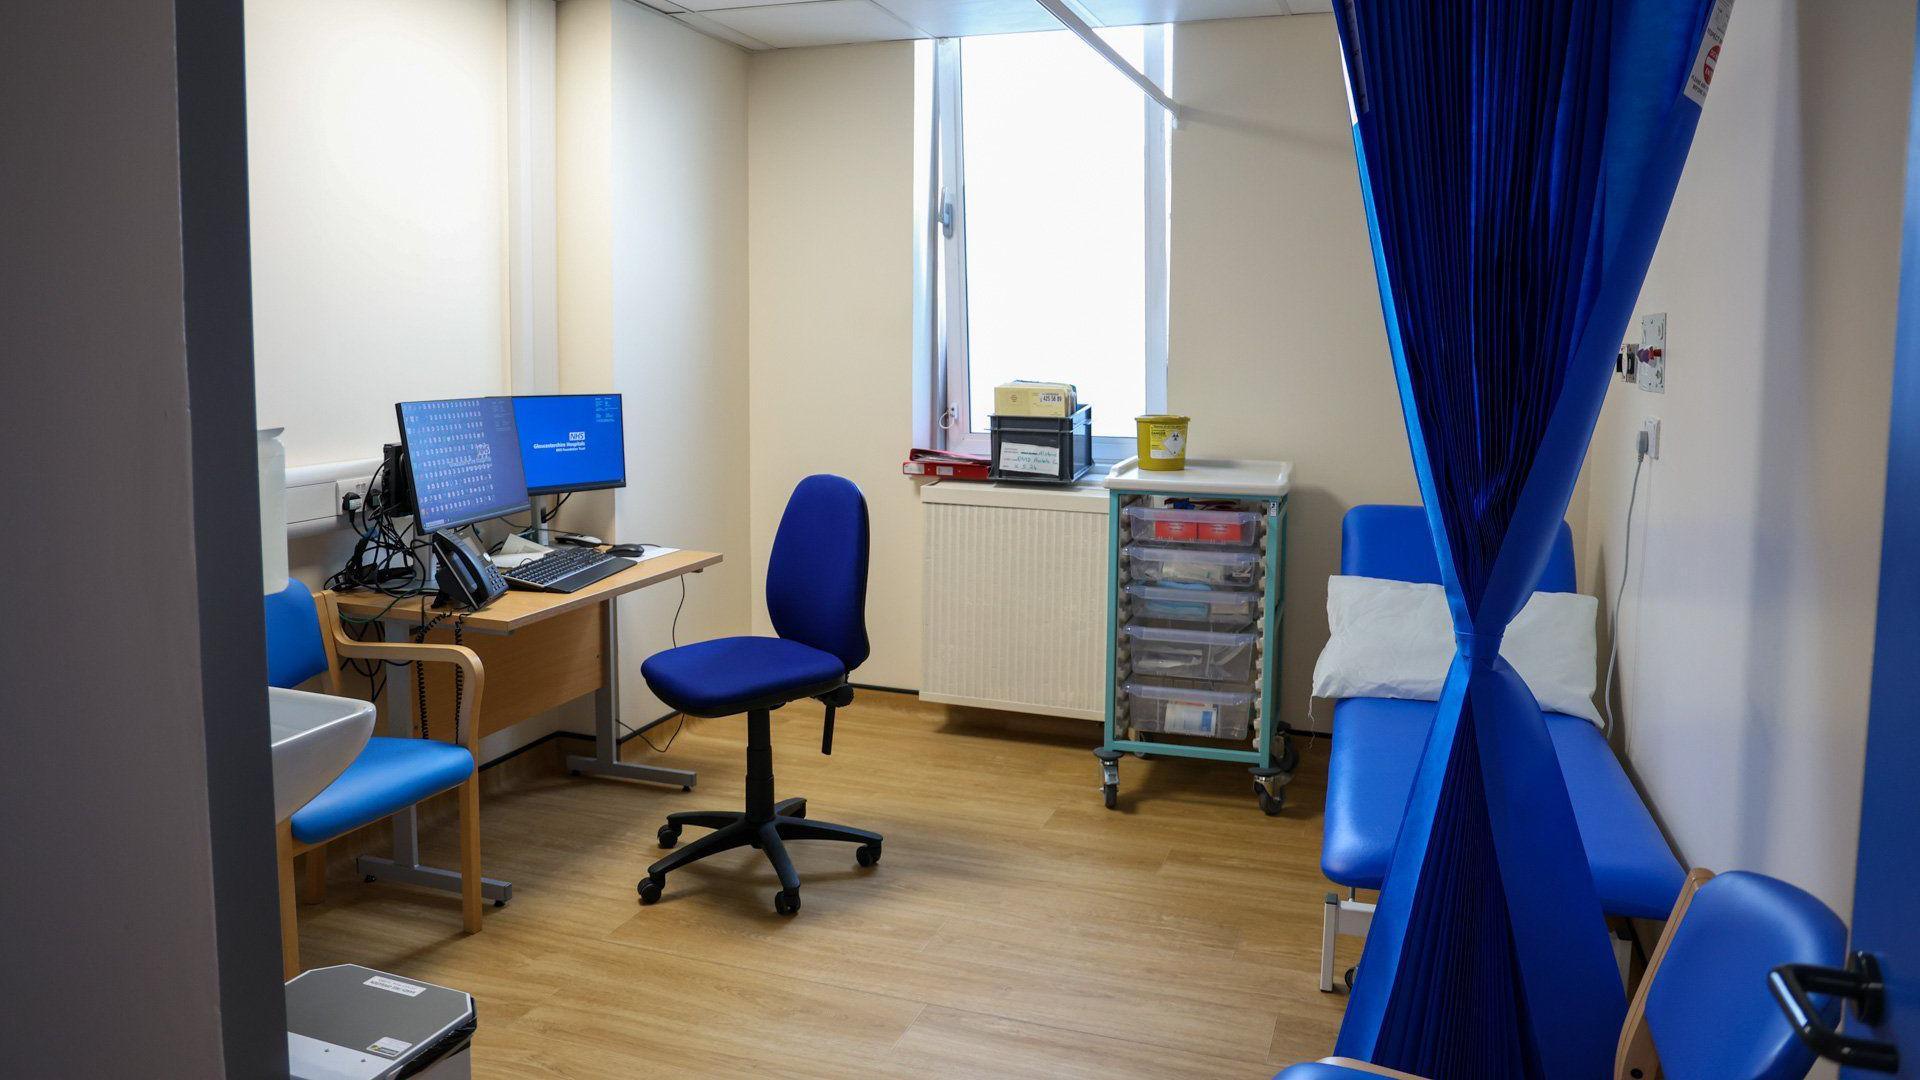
[394,396,532,534]
[512,393,627,496]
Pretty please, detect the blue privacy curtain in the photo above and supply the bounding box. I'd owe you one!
[1330,2,1728,1076]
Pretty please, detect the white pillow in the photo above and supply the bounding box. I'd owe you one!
[1311,575,1602,725]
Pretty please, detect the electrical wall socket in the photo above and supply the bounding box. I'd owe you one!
[336,476,373,514]
[1640,417,1662,460]
[1637,312,1667,393]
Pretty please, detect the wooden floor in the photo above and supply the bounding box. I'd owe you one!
[300,692,1359,1078]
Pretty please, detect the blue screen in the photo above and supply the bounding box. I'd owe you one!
[513,394,626,495]
[396,397,531,533]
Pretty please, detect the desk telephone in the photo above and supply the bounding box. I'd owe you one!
[431,530,508,611]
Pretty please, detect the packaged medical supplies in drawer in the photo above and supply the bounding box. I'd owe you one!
[1124,582,1260,631]
[1126,544,1261,589]
[1122,680,1254,740]
[1123,506,1260,547]
[1123,625,1258,683]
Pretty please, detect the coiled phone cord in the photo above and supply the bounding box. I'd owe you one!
[412,612,467,744]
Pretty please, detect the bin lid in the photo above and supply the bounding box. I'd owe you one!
[1103,457,1292,497]
[287,965,475,1080]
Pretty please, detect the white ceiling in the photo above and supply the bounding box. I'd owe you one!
[637,0,1334,51]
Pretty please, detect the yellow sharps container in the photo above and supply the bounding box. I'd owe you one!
[1135,415,1190,471]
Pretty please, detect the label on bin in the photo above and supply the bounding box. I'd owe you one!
[1163,701,1218,736]
[363,975,426,997]
[998,441,1060,476]
[367,1036,414,1058]
[1153,519,1247,544]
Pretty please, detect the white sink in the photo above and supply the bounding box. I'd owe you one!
[269,687,375,822]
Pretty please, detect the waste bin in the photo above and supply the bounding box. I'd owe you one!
[286,965,476,1079]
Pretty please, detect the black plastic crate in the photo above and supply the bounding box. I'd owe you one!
[990,404,1094,484]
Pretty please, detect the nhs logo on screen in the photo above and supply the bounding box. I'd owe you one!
[569,431,586,442]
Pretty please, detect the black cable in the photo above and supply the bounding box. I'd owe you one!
[630,576,690,753]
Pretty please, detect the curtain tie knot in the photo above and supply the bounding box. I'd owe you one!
[1454,631,1504,660]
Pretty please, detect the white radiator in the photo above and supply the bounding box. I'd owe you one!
[920,482,1108,721]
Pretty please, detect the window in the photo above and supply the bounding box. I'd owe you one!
[933,27,1170,461]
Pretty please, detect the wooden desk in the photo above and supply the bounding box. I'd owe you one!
[331,547,721,904]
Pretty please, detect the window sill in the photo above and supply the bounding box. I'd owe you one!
[917,476,1109,514]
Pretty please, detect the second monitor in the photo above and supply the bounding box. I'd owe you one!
[513,394,627,496]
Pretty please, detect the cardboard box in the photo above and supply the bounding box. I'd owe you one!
[993,380,1077,418]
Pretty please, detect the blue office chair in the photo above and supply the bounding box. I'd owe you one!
[635,474,879,916]
[265,581,487,977]
[1275,869,1849,1080]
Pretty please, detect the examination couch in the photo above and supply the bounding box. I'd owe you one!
[1317,505,1684,992]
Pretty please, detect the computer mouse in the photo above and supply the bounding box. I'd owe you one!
[605,544,649,558]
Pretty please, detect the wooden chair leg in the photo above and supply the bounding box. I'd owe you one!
[276,820,300,981]
[459,775,483,934]
[300,842,327,905]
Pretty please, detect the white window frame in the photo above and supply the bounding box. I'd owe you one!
[931,28,1171,463]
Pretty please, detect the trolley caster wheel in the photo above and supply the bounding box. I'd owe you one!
[856,843,882,868]
[1103,783,1118,810]
[1258,788,1285,816]
[1280,745,1300,775]
[1344,966,1356,991]
[493,899,506,908]
[774,889,802,916]
[682,785,692,792]
[657,824,681,849]
[365,875,376,883]
[637,876,663,905]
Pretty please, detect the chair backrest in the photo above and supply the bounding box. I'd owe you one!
[766,474,870,672]
[1341,504,1578,593]
[264,580,329,689]
[1640,871,1847,1080]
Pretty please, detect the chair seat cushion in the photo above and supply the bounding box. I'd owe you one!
[1322,696,1684,919]
[290,736,475,846]
[641,636,847,717]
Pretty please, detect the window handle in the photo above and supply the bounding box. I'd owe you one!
[940,199,955,239]
[937,405,959,430]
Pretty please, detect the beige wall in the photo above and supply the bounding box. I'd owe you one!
[560,0,755,723]
[1169,15,1416,732]
[1581,0,1909,917]
[246,0,511,468]
[746,42,926,688]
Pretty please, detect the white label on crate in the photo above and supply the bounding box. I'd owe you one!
[367,1036,414,1058]
[363,975,426,998]
[998,441,1060,476]
[1163,702,1218,736]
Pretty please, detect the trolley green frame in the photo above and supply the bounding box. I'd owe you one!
[1098,483,1291,812]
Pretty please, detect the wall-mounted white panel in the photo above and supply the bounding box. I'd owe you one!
[703,0,923,46]
[1080,0,1284,27]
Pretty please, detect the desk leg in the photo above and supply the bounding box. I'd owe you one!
[356,654,514,905]
[565,596,697,789]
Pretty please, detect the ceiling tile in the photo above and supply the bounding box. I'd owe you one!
[673,0,804,10]
[871,0,1066,37]
[1078,0,1286,27]
[670,10,777,49]
[698,0,925,47]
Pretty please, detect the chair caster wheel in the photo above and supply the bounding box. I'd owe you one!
[658,824,681,849]
[1344,966,1356,991]
[365,875,376,883]
[1103,782,1118,810]
[570,769,581,777]
[682,785,691,792]
[774,889,801,916]
[1258,789,1285,816]
[637,876,663,905]
[856,843,882,868]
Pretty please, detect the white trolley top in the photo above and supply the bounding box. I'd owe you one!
[1103,456,1293,498]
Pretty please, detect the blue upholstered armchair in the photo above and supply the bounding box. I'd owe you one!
[265,582,486,977]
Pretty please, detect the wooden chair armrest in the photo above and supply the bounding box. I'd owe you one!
[320,591,486,751]
[1320,1058,1428,1079]
[1615,866,1715,1080]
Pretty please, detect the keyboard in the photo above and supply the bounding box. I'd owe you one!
[502,546,636,594]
